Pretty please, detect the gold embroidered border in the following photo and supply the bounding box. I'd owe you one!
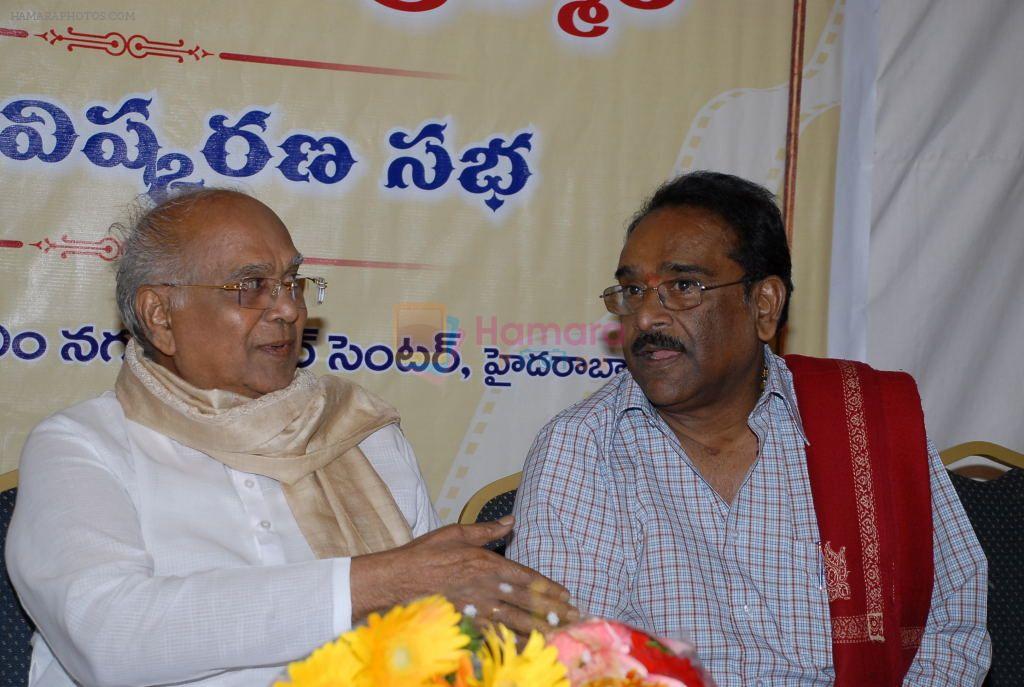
[823,541,852,601]
[838,361,884,642]
[831,613,885,644]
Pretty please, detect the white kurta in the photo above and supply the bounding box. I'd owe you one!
[6,391,440,687]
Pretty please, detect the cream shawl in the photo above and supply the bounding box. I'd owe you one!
[114,340,412,558]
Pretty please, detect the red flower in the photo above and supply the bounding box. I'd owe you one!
[627,629,706,687]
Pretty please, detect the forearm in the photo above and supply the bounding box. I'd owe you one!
[10,554,337,687]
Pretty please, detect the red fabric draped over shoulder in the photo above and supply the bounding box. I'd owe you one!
[785,355,933,686]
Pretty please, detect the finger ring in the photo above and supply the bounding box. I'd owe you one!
[498,582,513,594]
[546,611,560,627]
[462,604,478,618]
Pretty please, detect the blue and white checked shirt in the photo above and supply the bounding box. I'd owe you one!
[508,349,990,686]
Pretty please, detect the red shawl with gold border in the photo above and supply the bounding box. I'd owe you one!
[786,355,933,686]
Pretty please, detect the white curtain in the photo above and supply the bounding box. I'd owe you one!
[830,0,1024,451]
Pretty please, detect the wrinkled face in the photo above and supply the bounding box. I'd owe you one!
[158,196,307,398]
[616,206,763,413]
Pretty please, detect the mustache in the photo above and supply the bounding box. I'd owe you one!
[631,331,685,356]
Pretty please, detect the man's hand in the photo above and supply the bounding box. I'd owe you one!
[351,516,578,636]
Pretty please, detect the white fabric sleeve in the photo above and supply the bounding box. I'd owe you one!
[6,416,339,687]
[331,557,352,637]
[358,424,442,536]
[330,425,439,635]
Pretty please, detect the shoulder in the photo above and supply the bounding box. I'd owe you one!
[19,391,134,490]
[783,353,918,385]
[524,374,630,481]
[783,353,923,413]
[537,373,628,440]
[24,392,129,458]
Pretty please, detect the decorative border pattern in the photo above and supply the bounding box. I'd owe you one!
[0,24,453,79]
[822,540,851,601]
[832,614,869,644]
[831,360,885,643]
[31,234,123,261]
[3,232,432,269]
[35,27,211,62]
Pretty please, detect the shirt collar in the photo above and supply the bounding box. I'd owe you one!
[614,344,809,445]
[759,344,809,444]
[616,367,656,418]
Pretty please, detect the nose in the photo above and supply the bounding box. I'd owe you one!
[632,287,672,332]
[263,284,301,323]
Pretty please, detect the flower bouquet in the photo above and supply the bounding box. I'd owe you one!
[274,595,714,687]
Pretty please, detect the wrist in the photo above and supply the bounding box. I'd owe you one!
[350,550,397,622]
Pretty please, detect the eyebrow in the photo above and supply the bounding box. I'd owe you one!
[225,254,304,282]
[614,262,713,280]
[663,262,713,276]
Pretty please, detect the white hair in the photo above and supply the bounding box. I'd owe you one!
[112,187,249,356]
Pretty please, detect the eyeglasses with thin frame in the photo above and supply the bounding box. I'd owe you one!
[600,277,751,316]
[160,275,327,310]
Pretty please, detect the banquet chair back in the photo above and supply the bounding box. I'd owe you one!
[941,443,1024,687]
[0,470,35,686]
[941,441,1024,479]
[459,472,522,556]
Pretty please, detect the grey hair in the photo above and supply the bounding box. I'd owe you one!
[112,187,248,356]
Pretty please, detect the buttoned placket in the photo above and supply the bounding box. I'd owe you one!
[645,409,760,687]
[228,468,287,566]
[648,390,793,687]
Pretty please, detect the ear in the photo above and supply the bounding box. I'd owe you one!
[751,276,787,343]
[136,286,176,357]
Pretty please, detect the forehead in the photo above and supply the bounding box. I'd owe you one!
[617,206,738,277]
[178,196,299,278]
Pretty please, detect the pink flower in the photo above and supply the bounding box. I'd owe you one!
[549,619,647,683]
[549,619,713,687]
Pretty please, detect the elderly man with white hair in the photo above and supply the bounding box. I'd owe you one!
[5,188,574,687]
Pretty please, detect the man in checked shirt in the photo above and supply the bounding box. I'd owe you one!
[508,171,989,686]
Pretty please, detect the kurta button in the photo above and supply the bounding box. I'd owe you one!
[244,479,255,488]
[259,520,271,530]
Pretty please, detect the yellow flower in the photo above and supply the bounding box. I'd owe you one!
[346,594,470,686]
[479,625,569,687]
[274,636,360,687]
[430,653,479,687]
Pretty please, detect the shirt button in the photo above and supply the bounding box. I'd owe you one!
[259,520,271,530]
[244,479,256,489]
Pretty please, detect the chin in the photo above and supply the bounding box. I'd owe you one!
[245,369,299,397]
[629,372,678,406]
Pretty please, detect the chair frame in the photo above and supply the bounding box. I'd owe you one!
[940,441,1024,470]
[458,472,522,525]
[0,470,17,493]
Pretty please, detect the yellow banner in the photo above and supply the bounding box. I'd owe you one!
[0,0,842,520]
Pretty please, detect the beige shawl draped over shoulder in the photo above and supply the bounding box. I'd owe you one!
[114,340,412,558]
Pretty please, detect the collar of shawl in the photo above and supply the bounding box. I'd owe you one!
[115,339,400,485]
[121,338,319,424]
